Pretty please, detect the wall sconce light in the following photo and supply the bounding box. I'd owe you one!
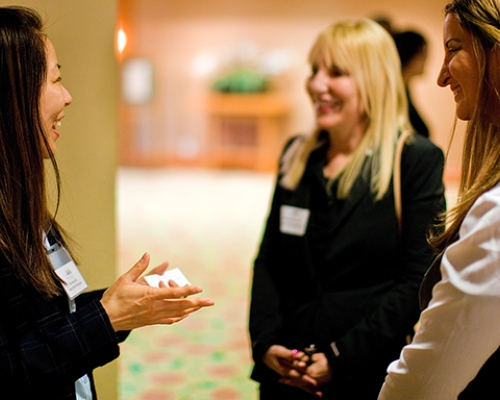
[117,28,127,55]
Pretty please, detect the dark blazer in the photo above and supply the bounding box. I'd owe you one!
[0,254,129,399]
[249,132,445,399]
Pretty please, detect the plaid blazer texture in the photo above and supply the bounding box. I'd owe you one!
[0,256,128,399]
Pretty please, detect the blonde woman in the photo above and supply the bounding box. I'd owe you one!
[380,0,500,398]
[249,19,445,399]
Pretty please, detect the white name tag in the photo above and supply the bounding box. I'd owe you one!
[48,246,88,300]
[280,205,310,236]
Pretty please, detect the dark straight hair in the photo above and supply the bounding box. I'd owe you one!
[0,6,67,298]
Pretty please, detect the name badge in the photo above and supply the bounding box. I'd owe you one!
[48,245,88,300]
[280,205,310,236]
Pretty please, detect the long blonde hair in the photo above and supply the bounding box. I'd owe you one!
[280,18,410,200]
[431,0,500,252]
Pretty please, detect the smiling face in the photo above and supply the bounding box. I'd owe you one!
[39,39,72,157]
[306,59,366,135]
[438,13,481,121]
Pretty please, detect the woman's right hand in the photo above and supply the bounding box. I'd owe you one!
[100,252,214,331]
[263,345,297,376]
[263,345,322,397]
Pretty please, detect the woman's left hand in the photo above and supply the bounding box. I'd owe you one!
[305,352,333,384]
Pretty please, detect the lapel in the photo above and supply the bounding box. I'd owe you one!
[305,133,372,238]
[330,173,371,238]
[323,150,372,238]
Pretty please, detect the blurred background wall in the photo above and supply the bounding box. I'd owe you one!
[118,0,462,178]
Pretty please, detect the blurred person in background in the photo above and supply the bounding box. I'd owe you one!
[393,30,431,138]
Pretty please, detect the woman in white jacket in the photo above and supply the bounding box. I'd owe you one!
[379,0,500,398]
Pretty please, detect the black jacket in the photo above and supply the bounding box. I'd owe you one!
[249,133,445,398]
[0,255,129,399]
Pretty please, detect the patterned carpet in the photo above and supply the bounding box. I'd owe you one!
[116,166,459,400]
[116,167,275,400]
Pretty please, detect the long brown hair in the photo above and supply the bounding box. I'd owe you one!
[0,6,68,298]
[432,0,500,252]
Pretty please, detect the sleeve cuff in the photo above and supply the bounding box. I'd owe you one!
[322,340,343,373]
[252,341,272,363]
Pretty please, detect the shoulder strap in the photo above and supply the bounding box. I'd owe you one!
[279,135,305,175]
[394,130,413,235]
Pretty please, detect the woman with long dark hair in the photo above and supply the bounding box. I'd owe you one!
[0,7,213,398]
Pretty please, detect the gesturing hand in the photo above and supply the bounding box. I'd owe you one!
[100,253,214,331]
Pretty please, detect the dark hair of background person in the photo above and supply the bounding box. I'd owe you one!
[371,14,394,34]
[393,31,427,69]
[392,30,430,138]
[0,7,66,298]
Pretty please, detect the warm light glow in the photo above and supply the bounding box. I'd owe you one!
[117,28,127,54]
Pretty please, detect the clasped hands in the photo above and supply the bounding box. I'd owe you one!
[263,344,333,398]
[101,252,214,332]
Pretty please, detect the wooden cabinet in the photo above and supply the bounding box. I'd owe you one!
[204,93,291,172]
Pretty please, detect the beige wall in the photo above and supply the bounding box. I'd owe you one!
[119,0,463,178]
[0,0,119,398]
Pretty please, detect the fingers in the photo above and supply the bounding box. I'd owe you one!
[263,345,310,377]
[157,280,176,289]
[102,252,215,331]
[148,261,169,276]
[159,296,214,315]
[164,297,215,312]
[156,315,189,325]
[270,345,296,360]
[149,284,203,300]
[291,349,309,370]
[279,371,322,397]
[279,377,323,397]
[146,298,214,326]
[123,253,151,282]
[175,298,215,311]
[286,368,318,385]
[275,349,322,397]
